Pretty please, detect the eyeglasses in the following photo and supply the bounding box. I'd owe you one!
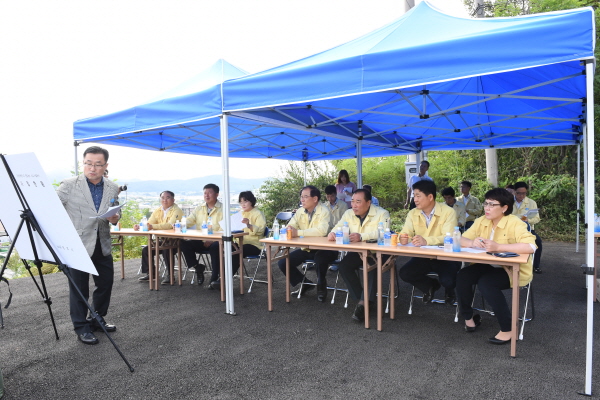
[482,202,502,208]
[515,191,527,196]
[83,162,106,169]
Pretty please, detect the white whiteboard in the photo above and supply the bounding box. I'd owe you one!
[0,153,97,275]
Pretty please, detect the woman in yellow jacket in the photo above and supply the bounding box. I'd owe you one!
[210,191,266,289]
[456,188,536,345]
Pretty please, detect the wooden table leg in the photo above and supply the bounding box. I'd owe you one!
[267,245,272,311]
[147,235,154,290]
[238,237,245,294]
[511,264,520,357]
[285,250,291,303]
[363,250,370,329]
[377,252,383,332]
[154,237,161,291]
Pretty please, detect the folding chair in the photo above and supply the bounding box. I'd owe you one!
[408,272,460,322]
[247,211,293,292]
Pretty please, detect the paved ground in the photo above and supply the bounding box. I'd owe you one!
[0,241,598,399]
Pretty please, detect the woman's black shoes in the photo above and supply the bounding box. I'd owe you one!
[464,314,481,332]
[488,336,511,345]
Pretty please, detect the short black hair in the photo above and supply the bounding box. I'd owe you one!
[484,188,514,215]
[239,190,257,207]
[412,180,437,198]
[301,185,321,201]
[460,180,472,188]
[441,187,455,197]
[505,184,515,190]
[160,190,175,198]
[203,183,220,194]
[83,146,109,162]
[420,160,430,168]
[353,188,372,202]
[324,185,337,195]
[514,181,529,191]
[363,184,372,192]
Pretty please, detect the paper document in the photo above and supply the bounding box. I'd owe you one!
[220,211,247,231]
[524,208,539,217]
[90,203,125,219]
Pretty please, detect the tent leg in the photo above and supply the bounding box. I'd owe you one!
[581,60,594,397]
[356,137,363,188]
[576,143,581,253]
[220,113,235,316]
[74,141,79,176]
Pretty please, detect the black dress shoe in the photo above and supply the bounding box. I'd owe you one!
[488,336,511,345]
[534,267,542,274]
[78,332,99,345]
[445,289,456,306]
[422,280,441,304]
[196,264,206,284]
[464,314,481,333]
[90,318,117,333]
[317,281,328,302]
[292,281,315,296]
[209,279,221,290]
[138,273,149,281]
[352,304,365,322]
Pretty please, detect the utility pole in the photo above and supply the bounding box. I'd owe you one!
[475,0,499,186]
[403,0,415,14]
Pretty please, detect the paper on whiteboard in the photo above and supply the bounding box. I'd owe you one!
[220,211,247,232]
[0,153,97,275]
[90,203,125,219]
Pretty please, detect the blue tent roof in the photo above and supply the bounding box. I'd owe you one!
[74,2,595,159]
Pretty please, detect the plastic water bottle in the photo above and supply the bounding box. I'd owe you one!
[444,232,453,252]
[201,220,208,235]
[595,214,600,233]
[272,220,280,240]
[335,227,343,244]
[342,221,350,244]
[181,216,187,233]
[141,216,148,232]
[279,225,287,240]
[452,226,461,252]
[174,220,181,233]
[384,228,391,246]
[207,217,213,234]
[377,222,385,245]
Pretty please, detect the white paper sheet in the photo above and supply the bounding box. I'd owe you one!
[90,203,125,219]
[220,211,247,232]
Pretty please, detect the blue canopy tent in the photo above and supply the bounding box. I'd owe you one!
[74,2,596,392]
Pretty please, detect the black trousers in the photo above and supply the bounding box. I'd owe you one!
[456,263,511,332]
[531,230,543,270]
[140,246,171,274]
[180,239,220,280]
[338,252,383,302]
[464,221,474,231]
[278,249,316,287]
[229,244,261,280]
[397,257,461,294]
[409,198,416,210]
[68,237,114,334]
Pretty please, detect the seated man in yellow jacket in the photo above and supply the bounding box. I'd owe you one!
[136,190,184,283]
[397,180,461,305]
[180,183,224,286]
[319,189,390,321]
[513,181,543,273]
[278,186,333,297]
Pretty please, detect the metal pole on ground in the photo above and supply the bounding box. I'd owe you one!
[220,113,235,315]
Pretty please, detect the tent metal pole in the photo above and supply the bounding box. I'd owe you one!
[582,60,594,396]
[303,161,307,187]
[74,141,79,176]
[576,143,581,253]
[220,113,235,315]
[356,138,363,188]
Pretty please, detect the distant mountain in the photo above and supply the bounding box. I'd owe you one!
[121,175,267,195]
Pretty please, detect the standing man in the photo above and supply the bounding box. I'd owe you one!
[397,180,461,305]
[181,183,223,288]
[57,146,120,345]
[456,181,483,231]
[136,191,184,283]
[405,160,433,210]
[324,185,348,226]
[441,187,466,230]
[278,186,333,299]
[513,182,543,273]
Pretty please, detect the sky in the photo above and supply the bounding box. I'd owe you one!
[0,0,469,183]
